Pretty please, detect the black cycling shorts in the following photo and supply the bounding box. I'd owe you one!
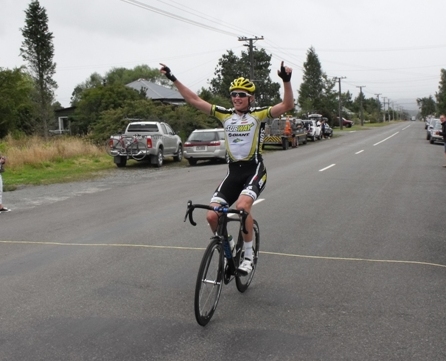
[210,161,267,206]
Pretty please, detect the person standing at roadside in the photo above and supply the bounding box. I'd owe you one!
[320,118,326,139]
[0,155,11,212]
[291,118,298,148]
[160,61,294,275]
[438,115,446,167]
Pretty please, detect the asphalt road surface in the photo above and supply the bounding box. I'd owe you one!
[1,122,445,361]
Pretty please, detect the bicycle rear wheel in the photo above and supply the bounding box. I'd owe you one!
[105,139,124,156]
[194,237,224,326]
[128,140,147,161]
[235,219,260,293]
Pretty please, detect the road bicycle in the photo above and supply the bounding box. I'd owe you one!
[105,134,148,161]
[184,200,260,326]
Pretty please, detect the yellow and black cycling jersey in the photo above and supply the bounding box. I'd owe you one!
[211,105,272,163]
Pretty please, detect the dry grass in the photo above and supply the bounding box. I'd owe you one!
[1,135,102,169]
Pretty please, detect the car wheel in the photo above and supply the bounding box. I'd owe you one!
[152,148,163,167]
[173,145,183,162]
[430,138,435,144]
[187,158,197,166]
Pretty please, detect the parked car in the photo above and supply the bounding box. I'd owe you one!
[184,128,227,165]
[426,118,440,141]
[303,120,321,141]
[334,117,354,128]
[428,119,444,144]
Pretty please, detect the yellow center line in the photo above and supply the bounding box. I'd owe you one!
[1,240,445,269]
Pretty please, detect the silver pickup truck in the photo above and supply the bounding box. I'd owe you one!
[107,121,183,168]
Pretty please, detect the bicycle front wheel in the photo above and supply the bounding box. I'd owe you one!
[194,237,224,326]
[235,219,260,293]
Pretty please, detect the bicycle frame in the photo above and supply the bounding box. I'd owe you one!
[184,201,248,278]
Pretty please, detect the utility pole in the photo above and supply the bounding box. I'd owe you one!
[334,77,346,130]
[238,36,264,80]
[382,97,387,122]
[357,86,366,126]
[375,93,381,123]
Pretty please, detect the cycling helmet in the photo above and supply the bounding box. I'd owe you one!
[229,77,256,93]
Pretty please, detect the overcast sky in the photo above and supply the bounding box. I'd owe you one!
[1,0,445,111]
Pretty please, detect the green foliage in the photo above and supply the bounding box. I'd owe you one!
[209,48,281,106]
[71,65,165,106]
[298,47,337,121]
[20,0,57,138]
[105,65,161,86]
[71,72,104,105]
[298,47,324,112]
[73,84,144,135]
[0,67,35,137]
[417,95,436,118]
[435,69,446,115]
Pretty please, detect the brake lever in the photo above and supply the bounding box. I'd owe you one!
[240,210,249,234]
[183,200,197,226]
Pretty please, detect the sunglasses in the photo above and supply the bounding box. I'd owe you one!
[230,91,251,98]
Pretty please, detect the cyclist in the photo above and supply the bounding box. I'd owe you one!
[160,61,294,275]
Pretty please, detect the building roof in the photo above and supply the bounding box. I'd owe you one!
[125,78,185,104]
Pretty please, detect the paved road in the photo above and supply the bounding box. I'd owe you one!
[1,122,445,361]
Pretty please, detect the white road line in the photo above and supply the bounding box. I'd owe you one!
[373,132,399,146]
[355,150,364,154]
[228,198,265,218]
[402,125,411,130]
[319,164,336,172]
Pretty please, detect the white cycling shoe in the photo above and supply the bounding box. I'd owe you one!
[238,258,253,276]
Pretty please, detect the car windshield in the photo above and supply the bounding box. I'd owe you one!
[127,124,158,132]
[429,119,439,126]
[188,132,217,142]
[433,121,442,130]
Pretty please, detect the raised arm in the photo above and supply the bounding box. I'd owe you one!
[160,63,212,115]
[270,61,294,119]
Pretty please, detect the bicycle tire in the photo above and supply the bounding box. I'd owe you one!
[194,237,224,326]
[128,140,147,161]
[105,139,123,156]
[235,219,260,293]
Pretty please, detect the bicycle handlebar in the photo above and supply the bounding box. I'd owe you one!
[184,200,249,234]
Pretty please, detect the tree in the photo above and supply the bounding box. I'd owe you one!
[0,67,35,137]
[435,69,446,115]
[297,47,324,113]
[297,47,337,123]
[209,48,281,107]
[20,0,57,139]
[73,83,144,135]
[105,65,162,86]
[71,65,165,106]
[417,96,436,118]
[71,72,104,105]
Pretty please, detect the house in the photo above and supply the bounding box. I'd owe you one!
[125,78,185,105]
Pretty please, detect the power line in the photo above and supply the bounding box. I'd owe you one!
[120,0,241,37]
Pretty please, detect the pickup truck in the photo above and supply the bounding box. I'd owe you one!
[263,117,307,150]
[107,121,183,168]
